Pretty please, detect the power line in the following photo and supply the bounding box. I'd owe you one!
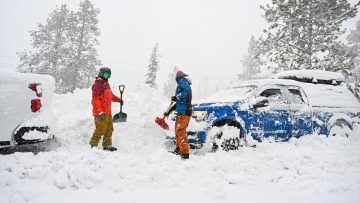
[0,55,18,58]
[0,62,18,66]
[0,55,242,70]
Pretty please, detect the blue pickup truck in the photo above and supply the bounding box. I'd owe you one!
[186,70,360,151]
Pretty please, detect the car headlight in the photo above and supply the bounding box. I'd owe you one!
[192,111,207,121]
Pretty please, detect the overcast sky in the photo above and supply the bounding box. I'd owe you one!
[0,0,359,98]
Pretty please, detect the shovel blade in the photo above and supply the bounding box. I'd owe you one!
[113,112,127,123]
[155,117,169,130]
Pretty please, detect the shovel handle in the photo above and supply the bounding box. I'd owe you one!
[167,101,175,111]
[164,101,176,118]
[119,85,125,112]
[119,85,125,95]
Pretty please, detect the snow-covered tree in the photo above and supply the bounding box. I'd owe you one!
[348,20,360,79]
[163,66,179,97]
[347,19,360,99]
[17,4,70,88]
[17,0,101,94]
[259,0,359,74]
[323,42,356,76]
[66,0,101,93]
[238,36,263,80]
[145,43,160,89]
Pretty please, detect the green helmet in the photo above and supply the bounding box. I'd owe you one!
[99,67,111,79]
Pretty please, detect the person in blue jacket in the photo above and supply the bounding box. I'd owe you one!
[164,70,192,159]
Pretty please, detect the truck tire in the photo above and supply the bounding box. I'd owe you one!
[329,120,352,137]
[212,122,245,152]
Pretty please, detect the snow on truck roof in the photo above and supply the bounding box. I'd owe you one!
[298,82,360,108]
[229,78,303,88]
[274,70,344,85]
[227,77,360,108]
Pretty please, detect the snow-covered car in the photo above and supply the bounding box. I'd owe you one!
[0,70,55,149]
[188,70,360,151]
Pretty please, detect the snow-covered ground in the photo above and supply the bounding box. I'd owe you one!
[1,85,360,203]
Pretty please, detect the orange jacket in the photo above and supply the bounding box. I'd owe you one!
[91,78,120,116]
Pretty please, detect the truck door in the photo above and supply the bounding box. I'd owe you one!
[285,87,313,138]
[249,86,292,141]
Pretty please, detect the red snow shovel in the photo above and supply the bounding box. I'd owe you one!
[155,101,176,130]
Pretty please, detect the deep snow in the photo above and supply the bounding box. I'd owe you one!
[1,85,360,203]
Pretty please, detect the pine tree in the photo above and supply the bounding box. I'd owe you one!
[163,66,179,97]
[17,4,70,89]
[17,0,101,94]
[238,36,263,80]
[348,20,360,79]
[323,42,356,76]
[66,0,101,93]
[347,19,360,99]
[259,0,359,74]
[145,43,160,89]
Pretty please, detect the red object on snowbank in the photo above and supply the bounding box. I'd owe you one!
[155,117,169,130]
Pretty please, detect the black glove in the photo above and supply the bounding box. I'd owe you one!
[120,100,124,106]
[96,113,105,121]
[171,96,178,102]
[163,112,169,117]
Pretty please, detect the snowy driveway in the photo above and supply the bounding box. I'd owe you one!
[1,86,360,203]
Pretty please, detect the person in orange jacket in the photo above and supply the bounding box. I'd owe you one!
[90,67,123,151]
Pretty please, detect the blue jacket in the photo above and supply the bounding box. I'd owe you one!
[175,77,192,116]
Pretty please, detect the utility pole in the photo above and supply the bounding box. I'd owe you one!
[204,76,207,98]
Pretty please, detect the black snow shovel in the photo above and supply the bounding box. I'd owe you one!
[113,85,127,123]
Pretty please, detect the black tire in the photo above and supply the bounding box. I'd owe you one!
[220,136,241,151]
[329,121,352,137]
[212,123,244,152]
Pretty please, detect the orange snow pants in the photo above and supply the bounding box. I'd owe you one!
[175,115,190,155]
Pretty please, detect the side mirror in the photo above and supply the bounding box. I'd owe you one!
[251,96,269,109]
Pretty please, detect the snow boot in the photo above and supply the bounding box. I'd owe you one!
[169,147,180,155]
[103,146,117,151]
[181,154,189,160]
[173,147,180,155]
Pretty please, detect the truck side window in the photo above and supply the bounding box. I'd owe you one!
[288,89,305,104]
[260,88,286,104]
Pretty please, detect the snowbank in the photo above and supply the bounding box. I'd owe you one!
[1,85,360,203]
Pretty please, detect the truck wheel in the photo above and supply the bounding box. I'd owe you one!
[329,121,352,137]
[212,124,244,152]
[220,136,241,151]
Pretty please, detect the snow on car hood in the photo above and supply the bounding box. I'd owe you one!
[193,86,255,105]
